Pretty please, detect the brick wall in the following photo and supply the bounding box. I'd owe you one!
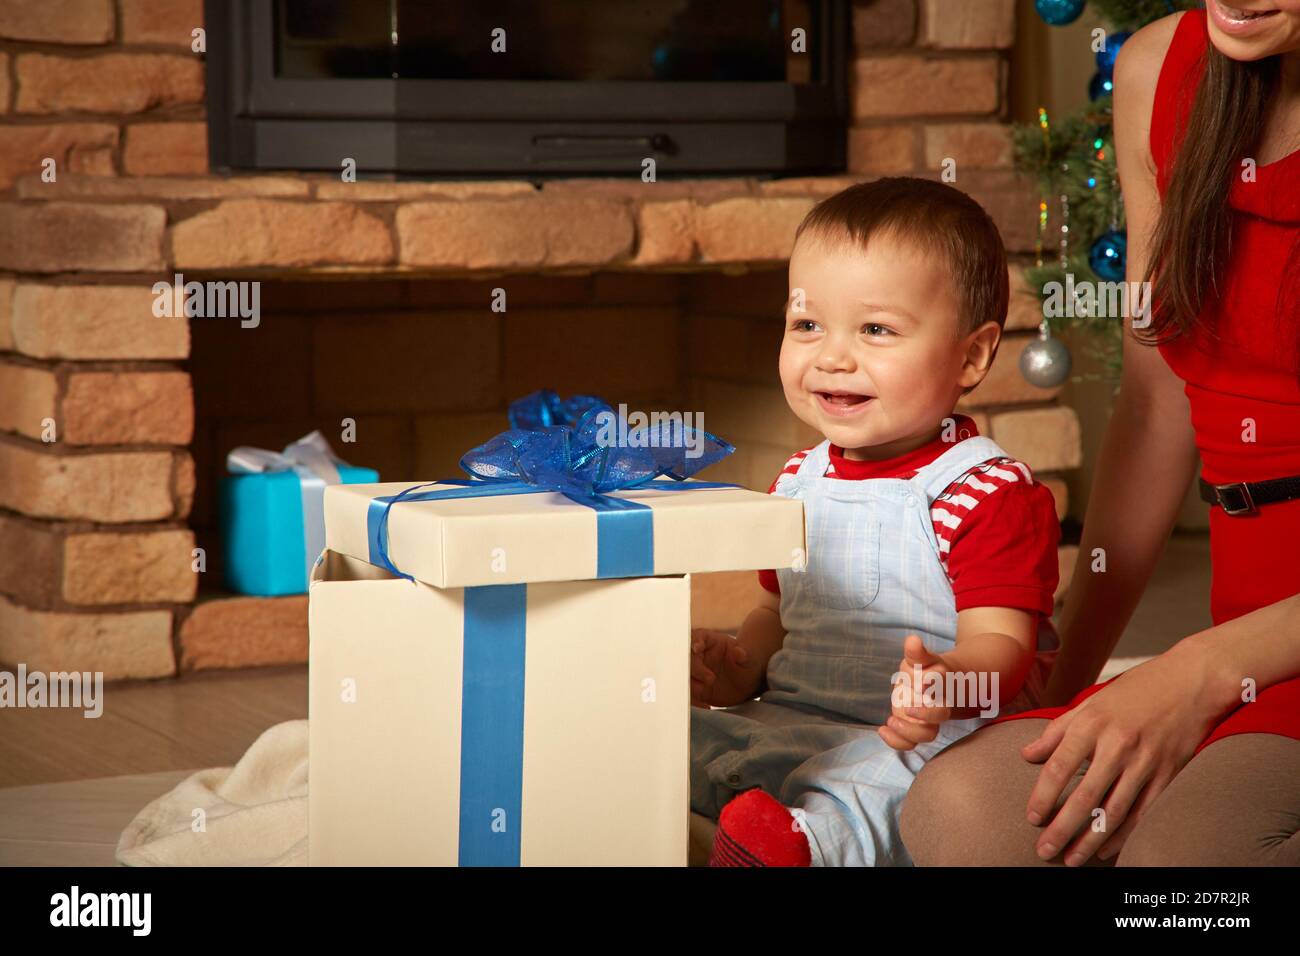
[0,0,1080,678]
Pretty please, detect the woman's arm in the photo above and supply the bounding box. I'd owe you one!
[1184,590,1300,706]
[1042,13,1201,705]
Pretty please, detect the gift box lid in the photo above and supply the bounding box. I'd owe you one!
[323,478,805,589]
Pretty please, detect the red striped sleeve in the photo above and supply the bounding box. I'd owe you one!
[767,448,815,493]
[758,446,820,593]
[932,458,1060,615]
[930,457,1032,569]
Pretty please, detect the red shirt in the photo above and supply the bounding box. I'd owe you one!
[758,414,1061,616]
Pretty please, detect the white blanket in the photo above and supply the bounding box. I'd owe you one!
[116,720,309,867]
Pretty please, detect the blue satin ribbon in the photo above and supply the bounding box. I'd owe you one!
[459,583,527,866]
[366,477,737,582]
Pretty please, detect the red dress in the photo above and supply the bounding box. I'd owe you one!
[994,9,1300,753]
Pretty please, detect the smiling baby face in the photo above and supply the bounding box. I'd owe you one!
[781,228,994,460]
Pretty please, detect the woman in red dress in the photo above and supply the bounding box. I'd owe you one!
[900,3,1300,866]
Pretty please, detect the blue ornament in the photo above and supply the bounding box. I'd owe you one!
[1096,31,1131,80]
[1089,230,1127,282]
[1088,72,1113,101]
[651,43,675,79]
[1035,0,1086,26]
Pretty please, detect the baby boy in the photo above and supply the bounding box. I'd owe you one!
[690,177,1061,867]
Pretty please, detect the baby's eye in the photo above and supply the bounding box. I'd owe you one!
[790,319,818,333]
[864,323,894,337]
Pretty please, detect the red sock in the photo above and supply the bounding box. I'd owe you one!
[708,789,812,867]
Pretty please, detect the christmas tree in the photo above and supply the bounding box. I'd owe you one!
[1015,0,1200,383]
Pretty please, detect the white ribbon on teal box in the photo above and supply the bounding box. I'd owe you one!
[221,431,378,596]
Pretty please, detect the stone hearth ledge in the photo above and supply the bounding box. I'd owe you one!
[0,171,1037,276]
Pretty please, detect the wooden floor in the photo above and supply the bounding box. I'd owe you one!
[0,664,307,788]
[0,771,192,866]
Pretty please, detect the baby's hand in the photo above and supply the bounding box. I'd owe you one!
[881,635,953,752]
[691,627,761,709]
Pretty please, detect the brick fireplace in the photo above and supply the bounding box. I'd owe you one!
[0,0,1081,681]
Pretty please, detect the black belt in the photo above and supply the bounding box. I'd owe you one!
[1199,474,1300,516]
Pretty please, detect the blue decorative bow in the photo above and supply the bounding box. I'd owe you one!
[507,388,608,431]
[466,395,733,501]
[367,393,737,580]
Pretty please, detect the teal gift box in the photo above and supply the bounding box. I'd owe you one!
[220,432,378,596]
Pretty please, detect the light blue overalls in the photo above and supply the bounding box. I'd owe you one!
[690,433,1058,866]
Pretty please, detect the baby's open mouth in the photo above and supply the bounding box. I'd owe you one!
[818,391,870,405]
[811,392,873,416]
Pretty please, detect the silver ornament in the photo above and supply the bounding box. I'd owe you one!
[1020,330,1072,388]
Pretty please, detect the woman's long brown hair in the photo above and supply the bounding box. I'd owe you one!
[1135,42,1284,348]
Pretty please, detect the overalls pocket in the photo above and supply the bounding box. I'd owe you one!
[808,515,881,610]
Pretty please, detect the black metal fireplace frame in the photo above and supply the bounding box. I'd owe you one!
[204,0,849,178]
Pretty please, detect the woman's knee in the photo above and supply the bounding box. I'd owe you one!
[900,750,981,866]
[902,720,1051,866]
[1117,734,1300,867]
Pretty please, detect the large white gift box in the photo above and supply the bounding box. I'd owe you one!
[308,477,805,866]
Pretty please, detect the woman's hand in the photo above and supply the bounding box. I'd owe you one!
[1021,640,1235,865]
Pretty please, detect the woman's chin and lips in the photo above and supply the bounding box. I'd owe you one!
[1204,1,1300,61]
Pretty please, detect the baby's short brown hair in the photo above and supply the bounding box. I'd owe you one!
[793,177,1010,341]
